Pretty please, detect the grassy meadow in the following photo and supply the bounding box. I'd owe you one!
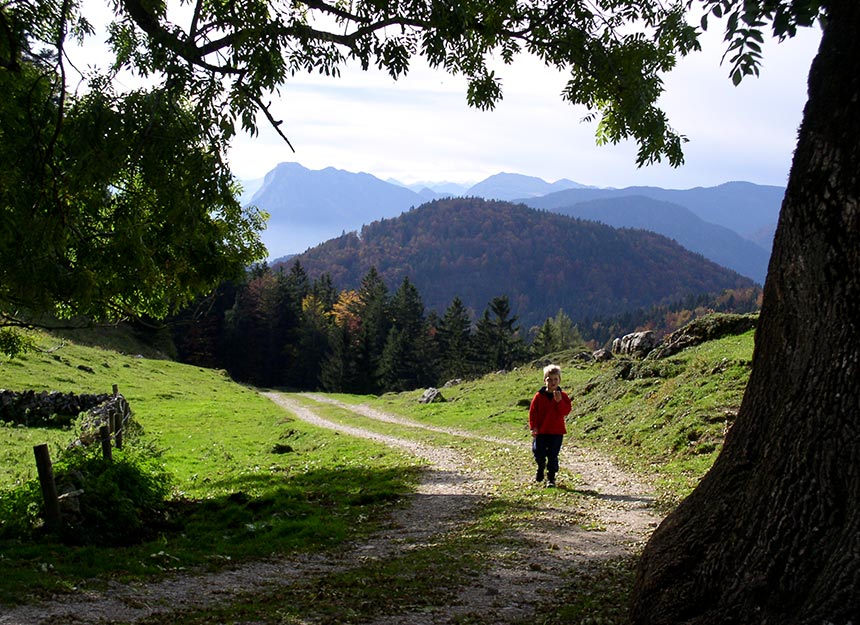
[354,322,754,507]
[0,318,756,621]
[0,330,419,604]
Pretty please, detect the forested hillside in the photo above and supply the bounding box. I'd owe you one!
[543,195,771,284]
[289,197,755,329]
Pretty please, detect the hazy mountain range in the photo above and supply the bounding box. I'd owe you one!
[522,182,784,250]
[243,162,784,284]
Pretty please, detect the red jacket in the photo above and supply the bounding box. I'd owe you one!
[529,388,571,435]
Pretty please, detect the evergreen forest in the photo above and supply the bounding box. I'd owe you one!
[170,257,761,393]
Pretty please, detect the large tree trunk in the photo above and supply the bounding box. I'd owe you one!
[630,2,860,623]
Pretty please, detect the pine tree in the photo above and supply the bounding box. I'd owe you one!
[312,273,338,311]
[552,309,585,350]
[475,296,527,372]
[272,262,309,385]
[319,322,354,392]
[353,267,391,393]
[437,296,475,381]
[223,269,281,385]
[380,277,429,391]
[290,294,332,390]
[531,319,556,357]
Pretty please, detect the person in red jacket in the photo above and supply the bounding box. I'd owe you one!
[529,364,572,487]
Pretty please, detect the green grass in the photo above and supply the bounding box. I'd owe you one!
[0,316,756,621]
[565,330,754,507]
[0,331,419,604]
[331,327,755,508]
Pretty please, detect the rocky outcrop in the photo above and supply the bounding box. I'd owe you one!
[612,331,657,357]
[418,388,446,403]
[648,313,758,359]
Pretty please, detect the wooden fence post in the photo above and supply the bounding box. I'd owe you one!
[33,444,61,529]
[99,425,113,462]
[115,410,123,450]
[109,384,123,449]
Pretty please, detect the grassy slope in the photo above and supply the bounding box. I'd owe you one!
[0,330,418,603]
[0,320,755,618]
[352,324,755,506]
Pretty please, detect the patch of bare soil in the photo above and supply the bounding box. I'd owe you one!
[0,393,660,625]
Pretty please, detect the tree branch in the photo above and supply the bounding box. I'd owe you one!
[244,88,296,152]
[295,0,369,25]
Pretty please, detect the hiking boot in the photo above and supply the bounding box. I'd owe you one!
[547,473,556,487]
[536,467,545,482]
[546,481,556,488]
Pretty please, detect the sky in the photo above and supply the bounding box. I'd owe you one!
[74,2,823,190]
[231,28,821,190]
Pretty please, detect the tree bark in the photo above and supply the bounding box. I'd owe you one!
[630,2,860,623]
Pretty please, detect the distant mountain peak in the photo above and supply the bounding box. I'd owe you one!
[466,172,587,201]
[242,162,782,270]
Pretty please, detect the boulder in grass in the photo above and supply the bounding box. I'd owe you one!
[418,388,445,404]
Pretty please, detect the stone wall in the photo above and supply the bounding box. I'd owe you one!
[0,390,111,428]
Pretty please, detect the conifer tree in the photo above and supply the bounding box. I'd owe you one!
[223,269,281,385]
[437,297,475,381]
[531,319,556,357]
[353,267,391,393]
[475,296,527,371]
[312,274,339,311]
[319,322,354,392]
[289,293,332,390]
[267,261,313,385]
[552,309,585,350]
[380,277,429,391]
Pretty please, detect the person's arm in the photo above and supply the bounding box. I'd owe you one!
[558,391,572,417]
[528,394,541,436]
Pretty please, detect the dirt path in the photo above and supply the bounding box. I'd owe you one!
[0,392,660,625]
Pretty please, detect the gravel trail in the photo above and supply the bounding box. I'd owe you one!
[0,392,659,625]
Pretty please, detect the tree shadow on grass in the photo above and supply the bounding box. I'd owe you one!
[0,464,419,600]
[171,464,416,548]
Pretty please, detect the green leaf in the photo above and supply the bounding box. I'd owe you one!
[731,68,743,86]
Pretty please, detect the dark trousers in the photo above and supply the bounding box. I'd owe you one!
[532,434,564,475]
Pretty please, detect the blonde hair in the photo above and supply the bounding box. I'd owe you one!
[543,364,561,379]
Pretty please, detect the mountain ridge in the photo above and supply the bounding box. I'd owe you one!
[287,197,756,330]
[244,163,783,285]
[523,181,784,245]
[552,195,772,284]
[465,172,588,200]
